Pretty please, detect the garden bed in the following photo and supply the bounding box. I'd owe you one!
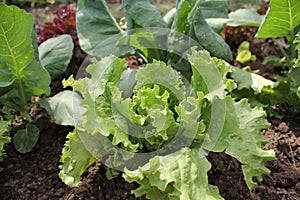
[0,1,300,200]
[0,113,299,199]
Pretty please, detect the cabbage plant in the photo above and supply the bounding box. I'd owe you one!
[0,3,74,155]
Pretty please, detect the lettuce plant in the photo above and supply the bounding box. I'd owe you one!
[36,7,77,45]
[29,0,275,198]
[53,48,276,199]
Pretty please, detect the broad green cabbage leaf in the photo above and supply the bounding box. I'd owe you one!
[188,1,232,61]
[123,0,167,29]
[227,9,263,27]
[39,35,74,78]
[256,0,300,40]
[0,3,50,110]
[13,123,39,154]
[39,90,86,126]
[76,0,122,56]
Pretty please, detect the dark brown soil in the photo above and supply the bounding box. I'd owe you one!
[1,1,300,200]
[208,119,300,200]
[0,111,146,200]
[1,112,299,199]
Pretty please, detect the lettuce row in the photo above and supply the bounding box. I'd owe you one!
[58,49,275,199]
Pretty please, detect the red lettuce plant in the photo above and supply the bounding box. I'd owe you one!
[36,7,77,45]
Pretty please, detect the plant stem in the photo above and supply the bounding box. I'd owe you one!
[273,38,293,68]
[290,32,296,59]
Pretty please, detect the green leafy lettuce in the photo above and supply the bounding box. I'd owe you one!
[124,148,223,200]
[0,120,10,162]
[56,49,275,199]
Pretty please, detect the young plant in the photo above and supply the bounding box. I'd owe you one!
[236,41,256,64]
[0,3,51,154]
[36,7,84,67]
[0,3,74,155]
[256,0,300,67]
[36,7,77,45]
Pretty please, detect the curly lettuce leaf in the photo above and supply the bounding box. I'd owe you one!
[124,148,223,200]
[59,130,96,187]
[71,56,127,135]
[94,93,140,152]
[211,96,276,190]
[77,56,138,153]
[84,56,127,99]
[188,49,225,99]
[126,84,178,148]
[136,60,186,101]
[0,120,11,162]
[229,67,294,110]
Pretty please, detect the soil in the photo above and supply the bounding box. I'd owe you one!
[1,1,300,200]
[1,112,299,200]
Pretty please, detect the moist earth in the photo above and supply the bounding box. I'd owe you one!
[0,114,299,199]
[1,1,300,200]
